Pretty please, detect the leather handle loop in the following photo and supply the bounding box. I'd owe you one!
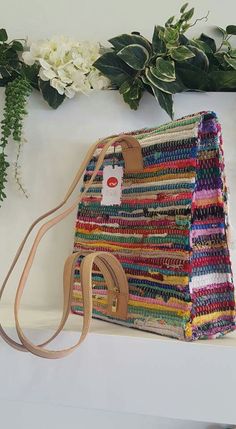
[0,132,137,358]
[110,135,143,173]
[14,252,127,359]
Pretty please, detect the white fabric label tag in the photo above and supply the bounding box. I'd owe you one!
[101,165,123,206]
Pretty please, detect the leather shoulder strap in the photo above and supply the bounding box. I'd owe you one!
[0,134,141,358]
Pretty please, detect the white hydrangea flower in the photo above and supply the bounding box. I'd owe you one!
[39,68,57,81]
[22,36,111,99]
[50,78,67,95]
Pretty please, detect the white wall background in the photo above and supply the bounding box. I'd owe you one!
[1,2,236,429]
[2,0,236,44]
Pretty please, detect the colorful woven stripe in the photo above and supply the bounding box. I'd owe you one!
[72,111,235,340]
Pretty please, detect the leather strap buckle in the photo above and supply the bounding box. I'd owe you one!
[107,289,128,320]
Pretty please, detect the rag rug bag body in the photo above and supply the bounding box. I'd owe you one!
[72,111,235,341]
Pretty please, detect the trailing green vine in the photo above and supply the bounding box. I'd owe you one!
[0,152,9,203]
[13,135,28,198]
[0,77,32,203]
[0,28,34,205]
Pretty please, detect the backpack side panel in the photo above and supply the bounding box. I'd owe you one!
[186,112,235,340]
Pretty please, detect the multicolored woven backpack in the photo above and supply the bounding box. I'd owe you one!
[1,110,235,358]
[72,110,235,341]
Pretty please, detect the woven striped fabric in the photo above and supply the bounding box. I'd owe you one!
[72,111,235,340]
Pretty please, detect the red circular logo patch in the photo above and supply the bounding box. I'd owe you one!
[107,177,118,188]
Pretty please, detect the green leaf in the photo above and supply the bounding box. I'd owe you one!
[150,66,174,82]
[181,8,194,21]
[93,52,134,86]
[191,39,213,54]
[122,96,140,110]
[119,80,132,95]
[122,82,143,110]
[0,66,12,79]
[145,68,185,94]
[39,80,65,109]
[109,34,152,54]
[181,23,191,32]
[224,55,236,70]
[214,52,229,69]
[0,29,7,42]
[152,25,166,54]
[150,58,175,82]
[180,3,188,13]
[151,85,174,118]
[126,84,141,100]
[0,77,11,87]
[209,71,236,89]
[179,34,189,46]
[156,58,175,78]
[117,44,149,70]
[164,27,179,44]
[5,47,19,66]
[11,40,24,52]
[199,33,216,53]
[21,63,40,90]
[170,45,195,61]
[175,63,209,90]
[226,25,236,35]
[142,74,173,118]
[165,16,175,27]
[186,46,209,71]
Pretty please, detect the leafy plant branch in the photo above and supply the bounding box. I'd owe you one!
[94,3,236,119]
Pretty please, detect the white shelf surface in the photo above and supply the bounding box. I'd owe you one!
[1,305,236,425]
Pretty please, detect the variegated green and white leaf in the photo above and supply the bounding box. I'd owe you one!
[170,45,195,61]
[117,44,150,70]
